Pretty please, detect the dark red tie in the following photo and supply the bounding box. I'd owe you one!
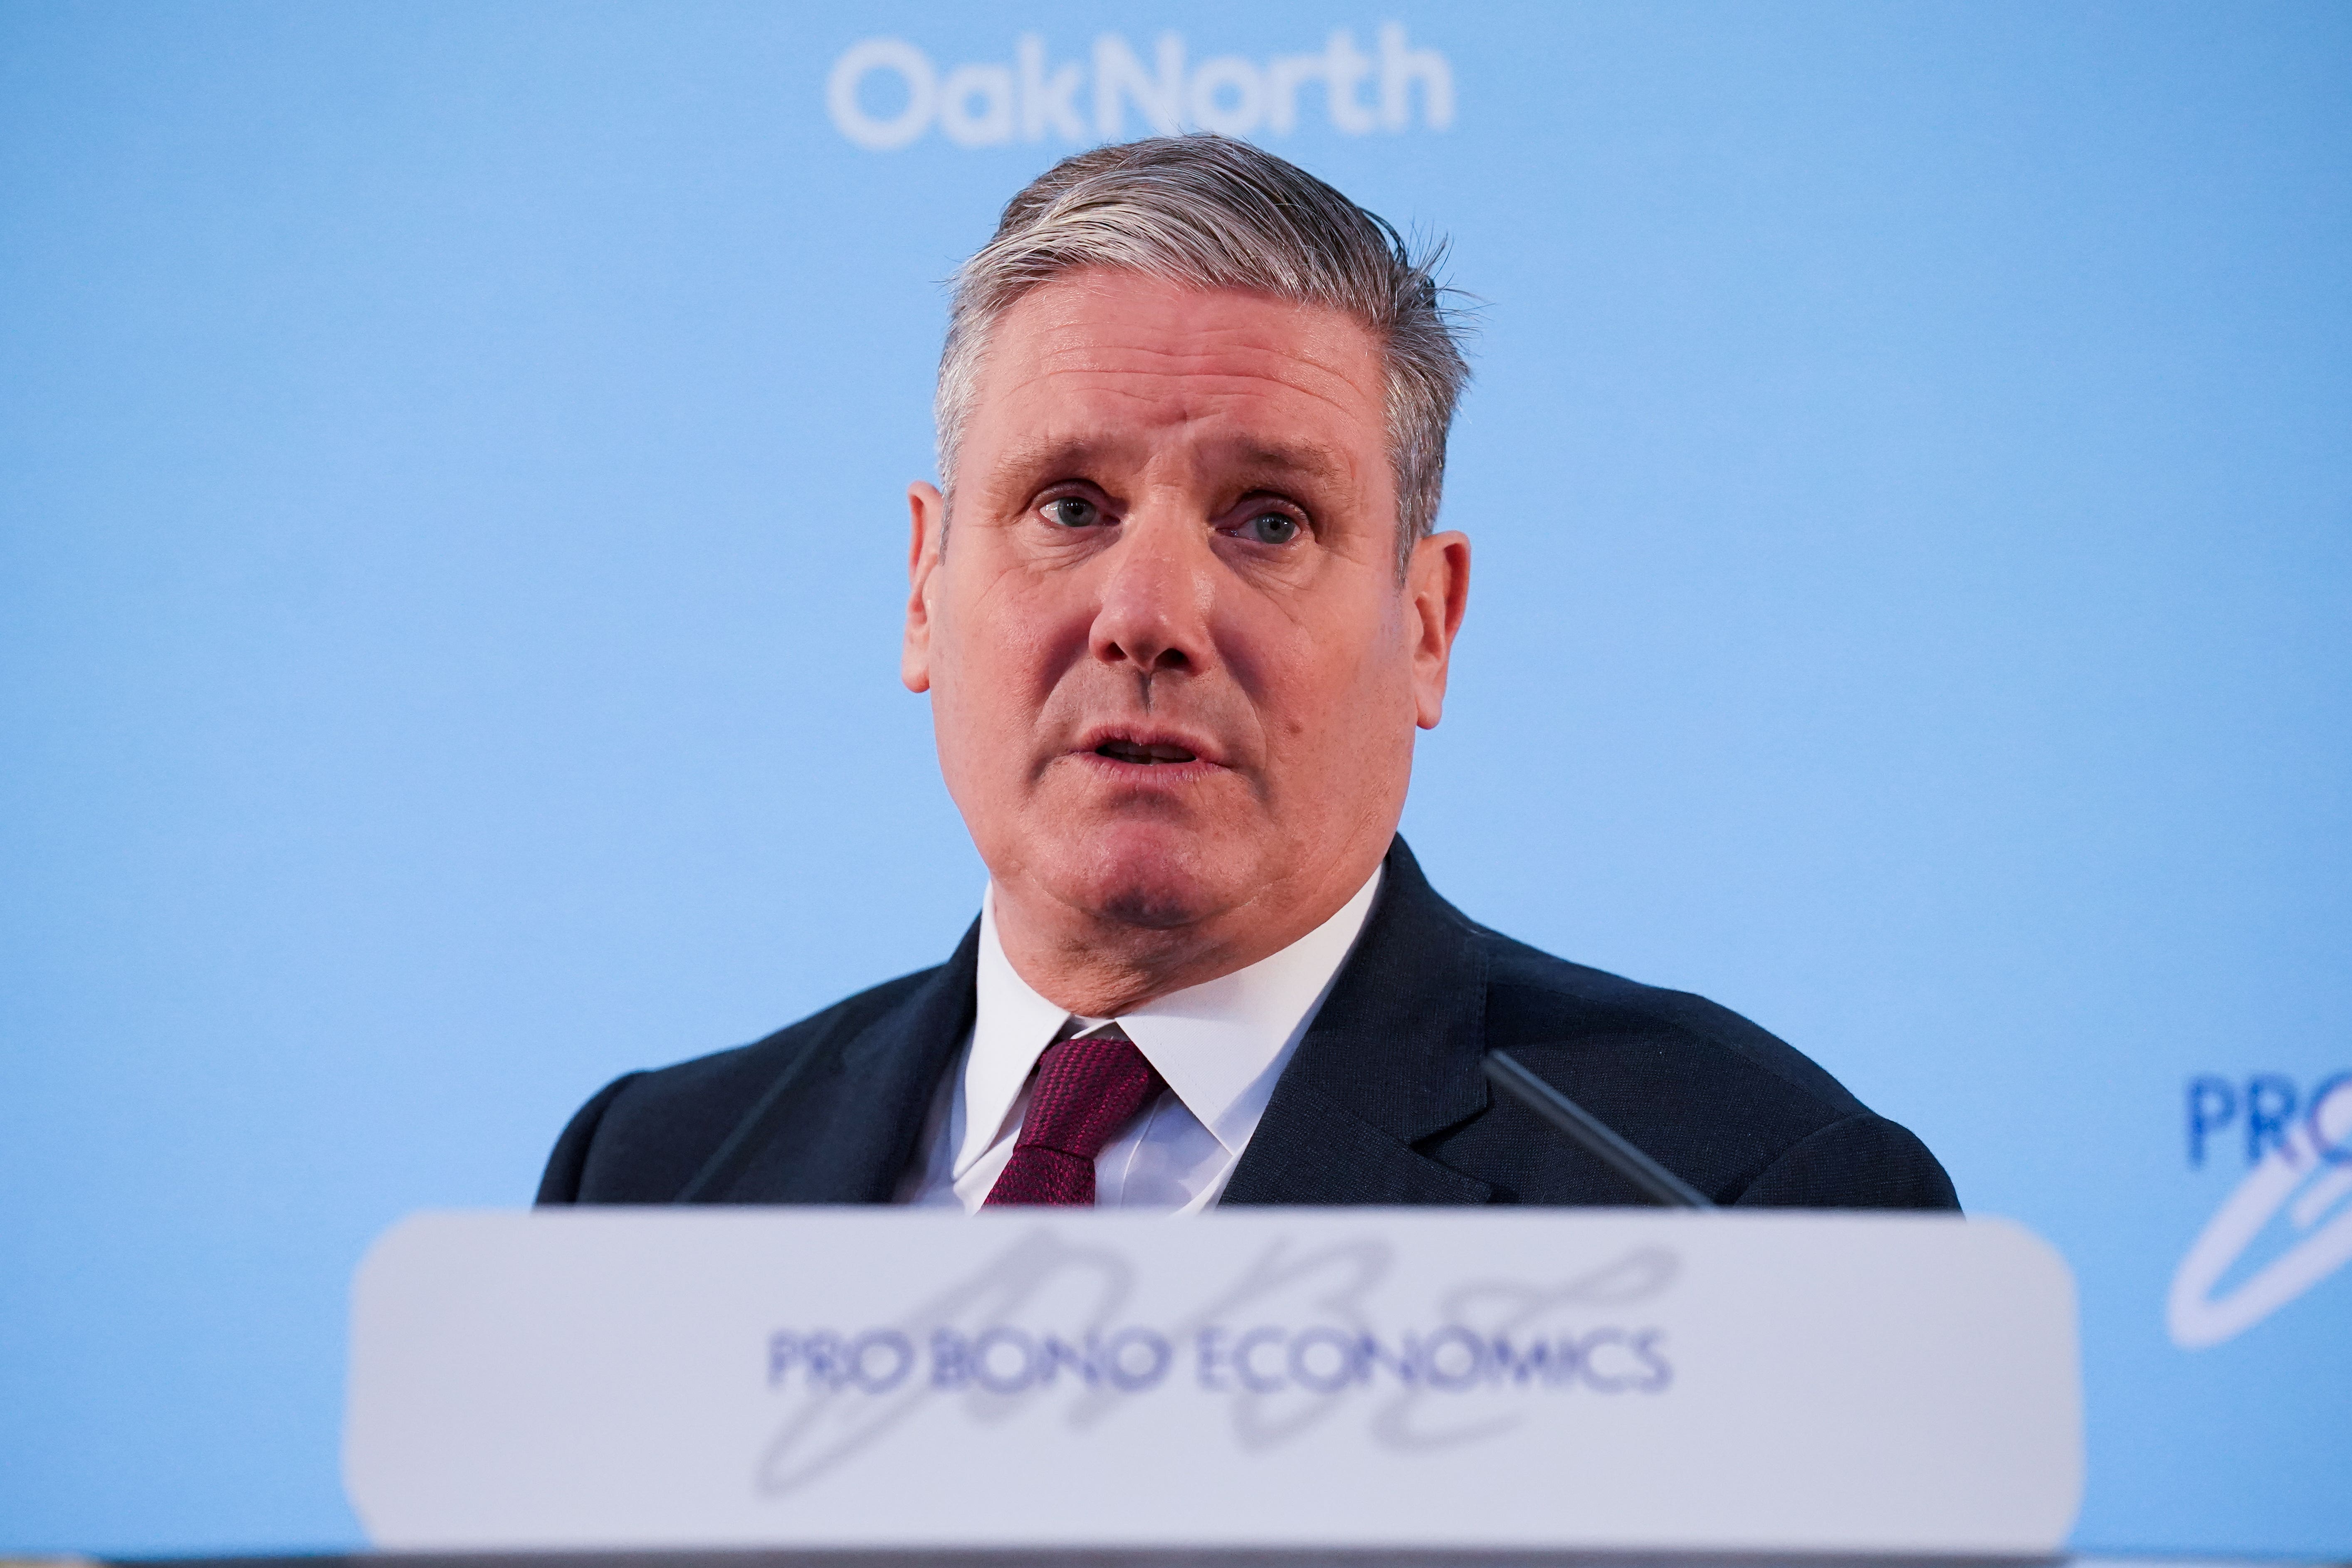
[983,1023,1166,1207]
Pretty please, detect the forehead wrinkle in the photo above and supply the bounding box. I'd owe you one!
[976,362,1378,473]
[1021,337,1378,425]
[1014,267,1371,343]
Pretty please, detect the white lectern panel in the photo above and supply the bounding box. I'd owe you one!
[345,1209,2080,1552]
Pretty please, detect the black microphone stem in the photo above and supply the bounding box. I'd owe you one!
[1484,1049,1715,1209]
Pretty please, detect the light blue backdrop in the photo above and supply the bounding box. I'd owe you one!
[3,1,2346,1555]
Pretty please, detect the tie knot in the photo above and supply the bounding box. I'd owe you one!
[983,1023,1166,1207]
[1023,1023,1161,1156]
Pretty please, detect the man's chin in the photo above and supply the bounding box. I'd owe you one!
[1054,825,1240,933]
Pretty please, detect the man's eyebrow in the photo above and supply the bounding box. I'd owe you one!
[988,433,1146,484]
[1220,440,1351,486]
[980,433,1356,493]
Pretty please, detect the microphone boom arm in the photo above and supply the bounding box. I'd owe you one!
[1483,1049,1715,1209]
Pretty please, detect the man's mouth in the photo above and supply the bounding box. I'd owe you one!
[1094,737,1199,765]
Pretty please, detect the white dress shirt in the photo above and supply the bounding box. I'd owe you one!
[896,868,1383,1213]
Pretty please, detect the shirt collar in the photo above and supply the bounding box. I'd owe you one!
[957,867,1384,1178]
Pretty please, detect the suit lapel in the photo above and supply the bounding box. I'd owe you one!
[1221,838,1495,1206]
[707,919,981,1203]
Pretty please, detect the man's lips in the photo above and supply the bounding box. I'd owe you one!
[1071,725,1225,769]
[1094,737,1199,765]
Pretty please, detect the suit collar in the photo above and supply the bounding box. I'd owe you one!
[1219,837,1494,1205]
[959,868,1381,1170]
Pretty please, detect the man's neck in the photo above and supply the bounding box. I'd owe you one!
[989,863,1381,1017]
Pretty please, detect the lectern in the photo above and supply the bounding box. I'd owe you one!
[346,1209,2080,1554]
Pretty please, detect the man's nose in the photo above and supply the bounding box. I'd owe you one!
[1088,509,1215,678]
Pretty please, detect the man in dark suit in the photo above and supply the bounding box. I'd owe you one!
[541,136,1955,1215]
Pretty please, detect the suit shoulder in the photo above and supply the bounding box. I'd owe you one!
[1735,1112,1960,1210]
[536,963,946,1204]
[1439,921,1952,1207]
[1471,926,1866,1119]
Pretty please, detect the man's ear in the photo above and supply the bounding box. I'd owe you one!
[902,482,948,693]
[1407,529,1471,730]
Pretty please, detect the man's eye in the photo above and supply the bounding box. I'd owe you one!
[1043,497,1102,528]
[1238,511,1301,545]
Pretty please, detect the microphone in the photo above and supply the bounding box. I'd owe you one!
[1484,1049,1715,1209]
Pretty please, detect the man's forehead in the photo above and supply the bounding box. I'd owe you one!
[962,273,1387,481]
[980,273,1381,403]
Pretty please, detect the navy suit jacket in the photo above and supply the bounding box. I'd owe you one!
[538,838,1957,1210]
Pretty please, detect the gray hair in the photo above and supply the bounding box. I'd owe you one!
[935,134,1470,574]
